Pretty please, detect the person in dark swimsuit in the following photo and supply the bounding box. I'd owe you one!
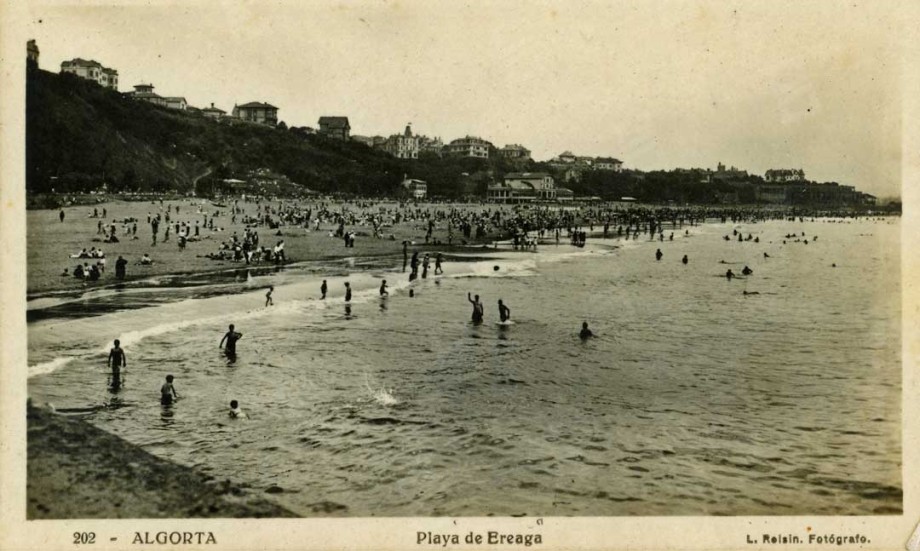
[344,282,352,302]
[219,324,243,354]
[579,322,594,339]
[107,339,126,389]
[498,299,511,323]
[320,280,328,300]
[468,293,484,324]
[379,280,388,297]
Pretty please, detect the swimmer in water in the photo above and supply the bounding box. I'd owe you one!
[498,299,511,323]
[219,324,243,355]
[344,282,352,302]
[743,291,760,296]
[320,280,327,300]
[265,286,274,307]
[726,269,735,280]
[742,266,753,275]
[160,375,178,405]
[682,254,688,265]
[229,400,246,419]
[107,339,126,389]
[579,322,593,339]
[764,252,770,258]
[468,292,484,324]
[655,249,663,261]
[379,279,388,297]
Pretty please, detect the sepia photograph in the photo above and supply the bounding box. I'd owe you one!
[1,1,918,549]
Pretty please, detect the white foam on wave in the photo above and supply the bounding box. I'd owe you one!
[28,252,545,379]
[29,356,77,378]
[364,372,399,406]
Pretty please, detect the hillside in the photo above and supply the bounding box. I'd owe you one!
[26,67,423,197]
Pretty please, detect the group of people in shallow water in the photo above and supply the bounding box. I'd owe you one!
[107,324,247,418]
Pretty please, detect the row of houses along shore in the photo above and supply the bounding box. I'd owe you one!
[42,45,878,206]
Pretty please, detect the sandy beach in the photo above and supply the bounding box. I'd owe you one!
[27,404,297,518]
[27,198,502,296]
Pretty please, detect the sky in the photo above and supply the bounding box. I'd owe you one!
[22,0,907,198]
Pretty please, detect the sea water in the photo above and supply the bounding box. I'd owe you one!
[26,218,902,516]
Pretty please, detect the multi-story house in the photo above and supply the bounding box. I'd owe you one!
[446,136,493,158]
[401,177,428,199]
[500,144,532,160]
[60,58,119,90]
[129,83,167,107]
[381,125,420,159]
[233,102,279,125]
[419,136,444,156]
[318,116,351,140]
[595,157,623,171]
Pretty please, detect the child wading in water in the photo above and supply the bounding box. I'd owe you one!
[160,375,179,405]
[265,286,274,307]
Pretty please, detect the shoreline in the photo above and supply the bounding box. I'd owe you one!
[26,403,299,519]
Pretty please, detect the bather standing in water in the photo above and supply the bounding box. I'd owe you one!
[468,292,484,324]
[498,299,511,323]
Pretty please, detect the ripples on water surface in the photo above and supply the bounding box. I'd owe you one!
[27,219,901,516]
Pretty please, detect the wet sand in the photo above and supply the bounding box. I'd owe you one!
[27,404,297,519]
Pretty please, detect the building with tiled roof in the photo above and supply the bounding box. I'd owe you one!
[499,144,531,160]
[594,157,623,171]
[233,102,279,125]
[128,83,166,107]
[61,58,119,90]
[380,124,420,159]
[201,103,226,119]
[488,172,557,203]
[446,136,493,159]
[318,116,351,140]
[164,97,187,111]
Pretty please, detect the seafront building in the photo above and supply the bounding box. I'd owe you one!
[499,144,532,160]
[234,102,279,125]
[419,136,445,156]
[487,172,559,203]
[127,84,187,111]
[446,136,493,158]
[318,117,351,140]
[401,177,428,199]
[595,157,623,171]
[381,125,420,159]
[60,58,119,90]
[201,103,226,119]
[128,83,166,107]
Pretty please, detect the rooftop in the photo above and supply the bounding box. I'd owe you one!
[318,116,350,127]
[61,58,104,68]
[238,101,279,109]
[506,172,551,179]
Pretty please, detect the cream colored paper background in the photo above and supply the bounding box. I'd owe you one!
[1,1,917,549]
